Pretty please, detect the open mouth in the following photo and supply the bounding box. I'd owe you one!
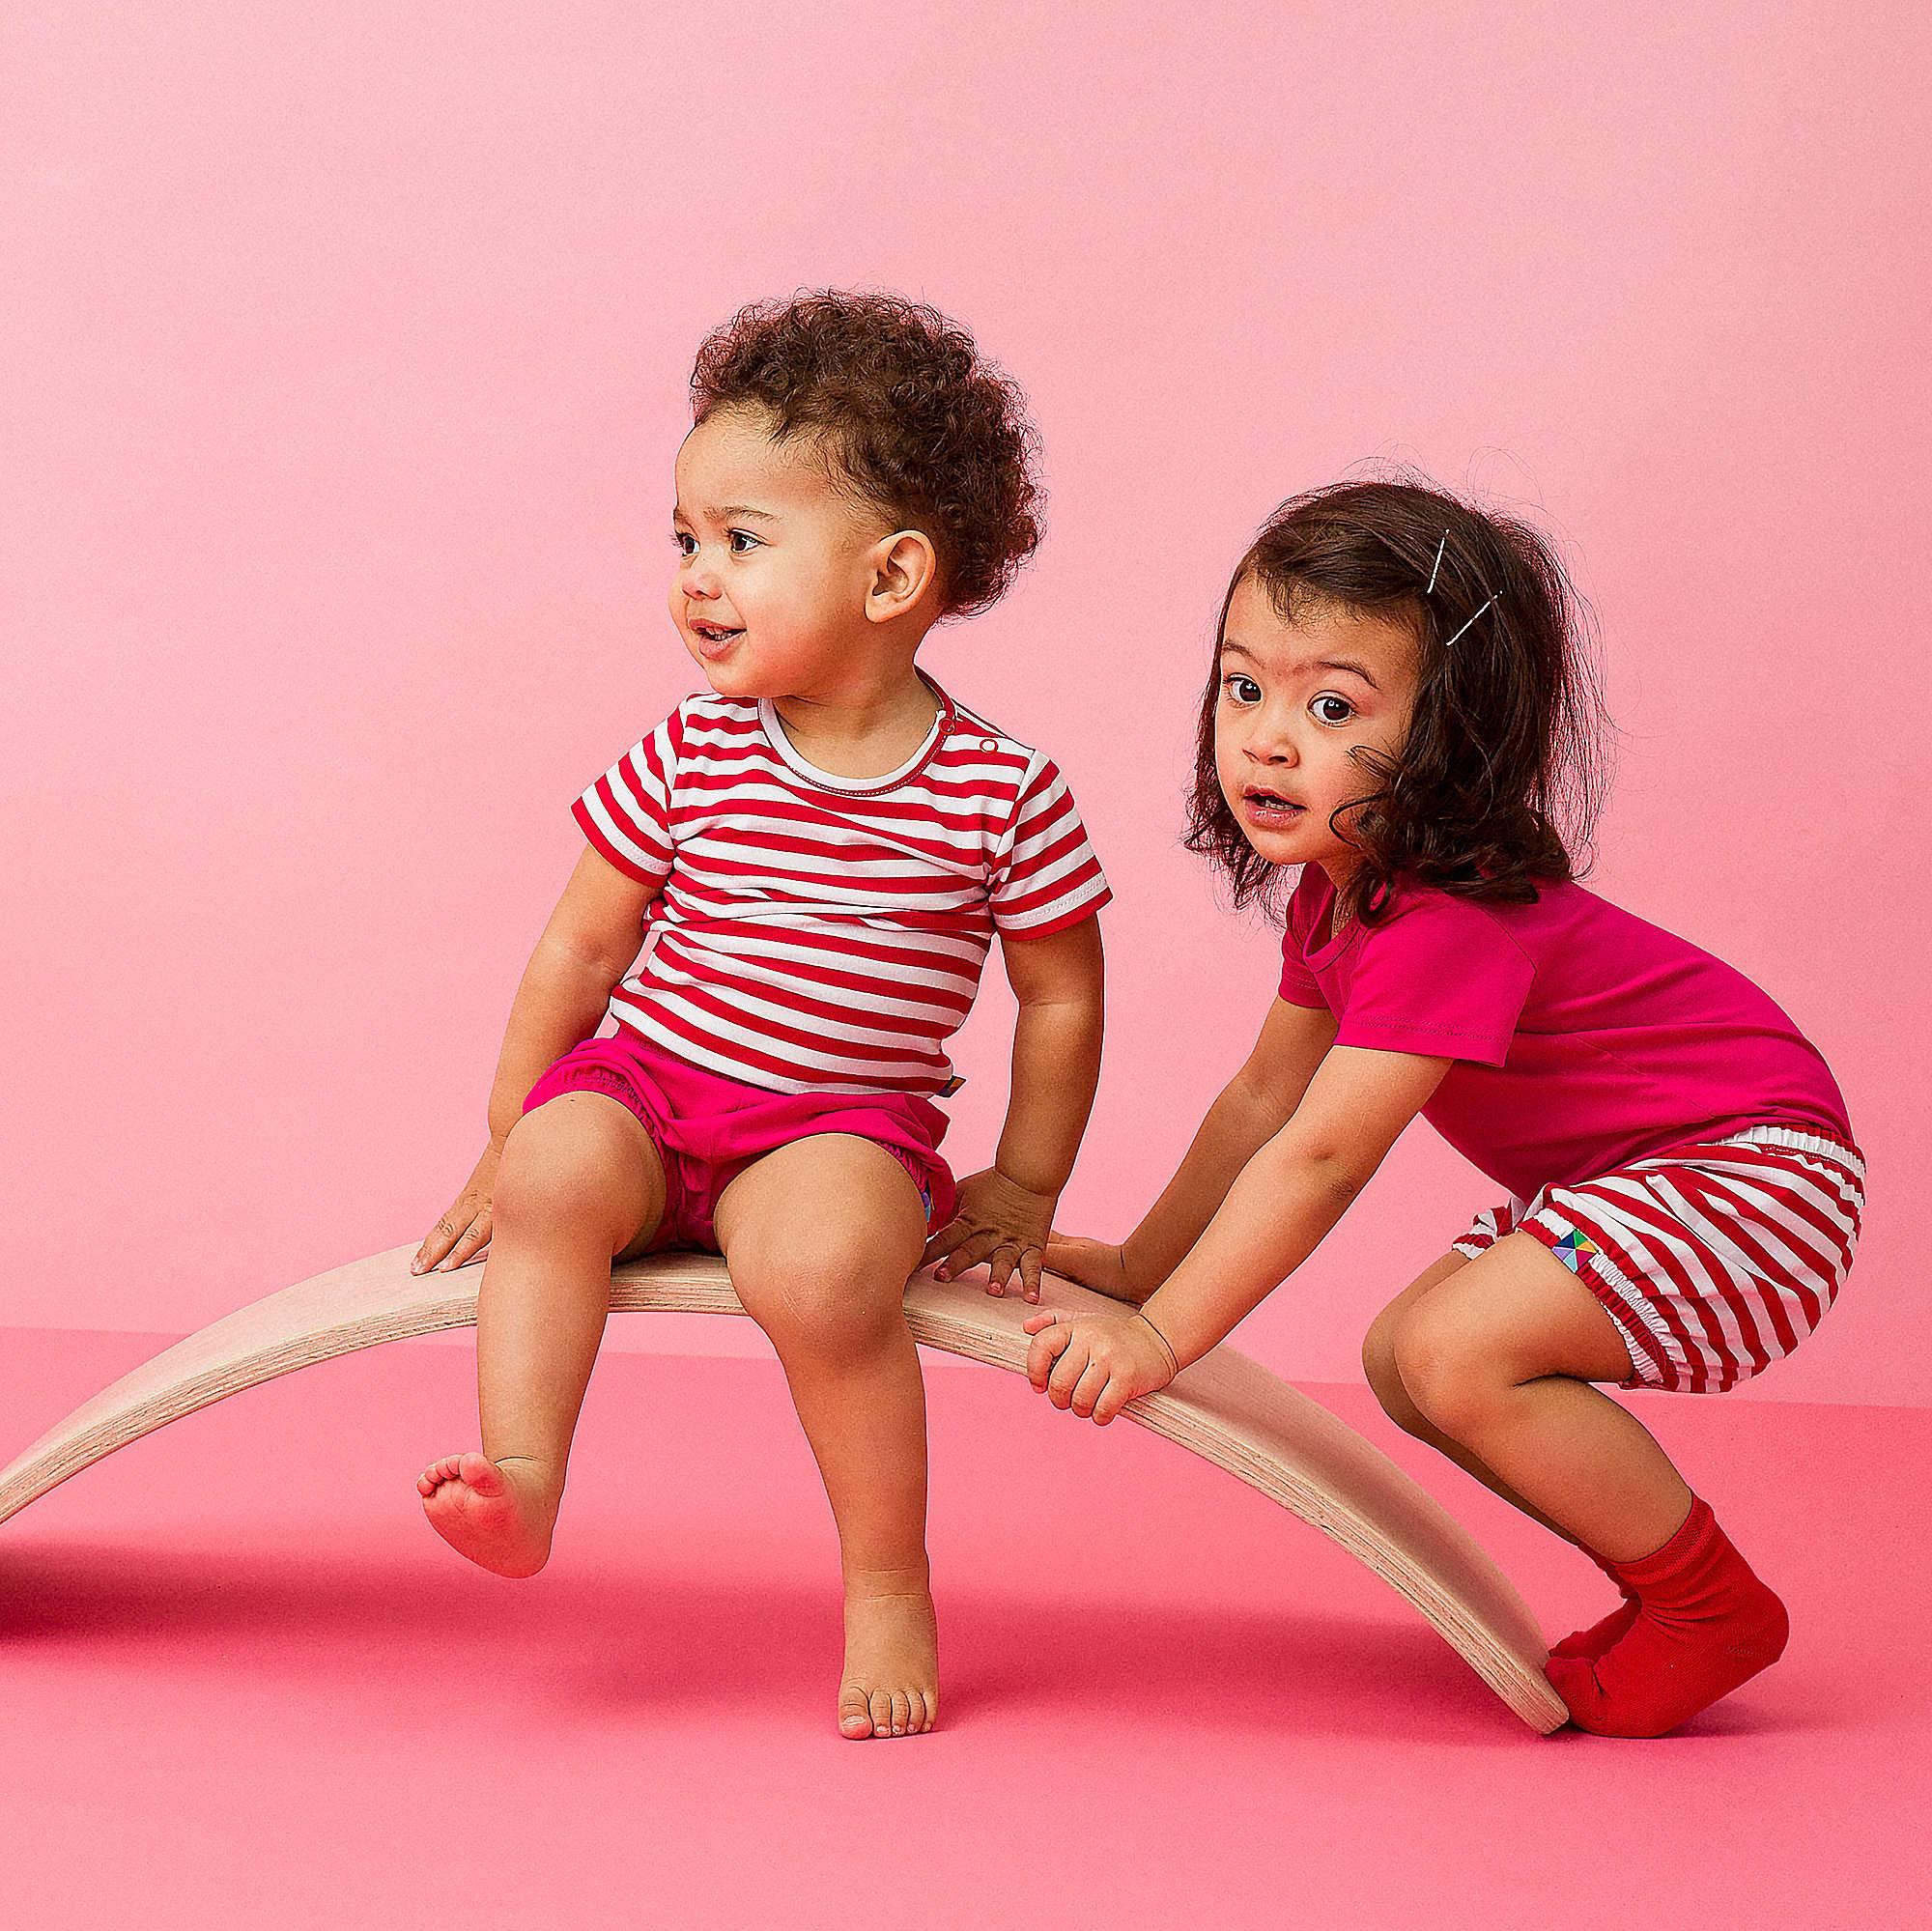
[1243,787,1305,820]
[689,617,746,659]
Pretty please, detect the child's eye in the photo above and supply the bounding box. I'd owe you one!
[1311,694,1355,724]
[727,528,762,554]
[1222,673,1263,706]
[673,530,696,555]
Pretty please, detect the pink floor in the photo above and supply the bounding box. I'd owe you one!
[1,1324,1924,1929]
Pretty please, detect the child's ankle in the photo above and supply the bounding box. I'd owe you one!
[842,1558,932,1599]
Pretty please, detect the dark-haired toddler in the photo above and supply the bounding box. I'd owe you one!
[1030,479,1861,1738]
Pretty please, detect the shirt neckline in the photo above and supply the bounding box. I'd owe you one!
[756,673,955,798]
[1302,866,1363,964]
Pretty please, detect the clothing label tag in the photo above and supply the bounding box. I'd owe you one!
[939,1075,966,1097]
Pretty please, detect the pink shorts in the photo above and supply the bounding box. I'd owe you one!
[521,1029,958,1253]
[1451,1123,1865,1394]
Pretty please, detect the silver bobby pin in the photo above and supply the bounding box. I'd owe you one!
[1440,597,1494,649]
[1425,534,1446,596]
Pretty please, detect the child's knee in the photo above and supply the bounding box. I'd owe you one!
[1389,1306,1503,1437]
[493,1101,658,1247]
[734,1241,908,1360]
[1361,1309,1416,1423]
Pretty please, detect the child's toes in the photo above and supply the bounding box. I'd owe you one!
[457,1452,505,1496]
[838,1687,874,1739]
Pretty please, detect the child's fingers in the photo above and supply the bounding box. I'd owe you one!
[1019,1247,1043,1304]
[933,1229,1006,1283]
[1046,1337,1091,1409]
[1021,1310,1062,1335]
[921,1217,970,1268]
[1027,1320,1071,1391]
[985,1244,1020,1297]
[1069,1356,1111,1418]
[413,1211,465,1274]
[434,1212,493,1272]
[1093,1375,1132,1426]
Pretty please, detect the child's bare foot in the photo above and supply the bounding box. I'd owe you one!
[416,1453,557,1578]
[838,1568,939,1739]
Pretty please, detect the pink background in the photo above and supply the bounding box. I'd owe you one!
[7,1,1926,1406]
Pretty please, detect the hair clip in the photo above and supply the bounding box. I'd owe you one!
[1440,597,1493,648]
[1426,534,1446,597]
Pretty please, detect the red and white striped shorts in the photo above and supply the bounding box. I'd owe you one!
[1450,1123,1865,1393]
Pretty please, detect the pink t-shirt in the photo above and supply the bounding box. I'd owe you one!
[1277,866,1852,1200]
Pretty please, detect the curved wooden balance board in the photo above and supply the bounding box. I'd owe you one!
[0,1245,1565,1732]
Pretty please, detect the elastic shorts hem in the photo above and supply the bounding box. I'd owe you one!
[1448,1122,1863,1395]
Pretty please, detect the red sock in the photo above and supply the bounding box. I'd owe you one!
[1548,1545,1641,1661]
[1545,1498,1789,1737]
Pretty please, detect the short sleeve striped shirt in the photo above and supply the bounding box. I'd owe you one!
[570,679,1111,1096]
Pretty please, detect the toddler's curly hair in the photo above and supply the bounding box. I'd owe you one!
[689,291,1041,621]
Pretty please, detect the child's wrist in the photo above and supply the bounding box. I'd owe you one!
[993,1154,1065,1200]
[1135,1310,1181,1378]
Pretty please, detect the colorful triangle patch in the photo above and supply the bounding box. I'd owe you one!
[1551,1229,1602,1273]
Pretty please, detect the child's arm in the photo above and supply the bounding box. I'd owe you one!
[923,915,1105,1302]
[1051,997,1341,1303]
[1022,1043,1451,1421]
[412,846,662,1274]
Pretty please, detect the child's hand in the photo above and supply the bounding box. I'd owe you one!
[923,1167,1058,1301]
[1042,1235,1151,1306]
[412,1141,503,1275]
[1021,1308,1178,1422]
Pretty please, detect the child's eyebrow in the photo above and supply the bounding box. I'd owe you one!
[670,502,781,525]
[1220,638,1382,693]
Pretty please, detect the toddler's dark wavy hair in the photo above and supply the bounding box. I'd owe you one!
[1184,475,1613,925]
[689,290,1042,621]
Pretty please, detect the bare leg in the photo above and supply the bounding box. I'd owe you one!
[713,1134,935,1740]
[418,1093,667,1576]
[1386,1233,1693,1561]
[1361,1252,1585,1546]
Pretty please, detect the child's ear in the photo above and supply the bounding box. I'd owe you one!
[864,530,941,624]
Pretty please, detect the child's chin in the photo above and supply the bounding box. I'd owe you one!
[695,658,765,697]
